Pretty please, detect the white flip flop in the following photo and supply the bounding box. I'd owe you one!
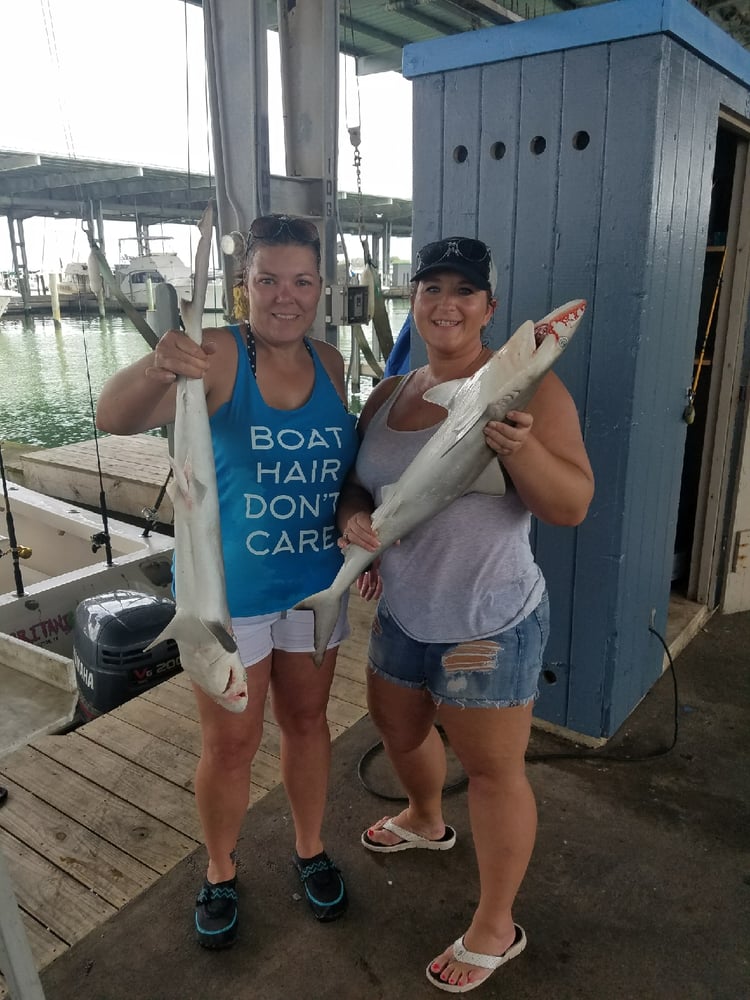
[426,924,527,993]
[361,817,457,853]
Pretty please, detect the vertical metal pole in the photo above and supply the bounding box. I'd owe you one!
[0,848,46,1000]
[203,0,270,310]
[383,220,392,285]
[277,0,340,344]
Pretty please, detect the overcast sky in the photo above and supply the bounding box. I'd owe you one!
[0,0,413,272]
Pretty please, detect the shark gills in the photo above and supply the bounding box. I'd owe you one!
[144,203,248,711]
[295,299,587,666]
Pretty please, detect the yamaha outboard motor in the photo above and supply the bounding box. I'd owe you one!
[73,590,181,720]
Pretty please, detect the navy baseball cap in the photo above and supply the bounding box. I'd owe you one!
[412,237,496,292]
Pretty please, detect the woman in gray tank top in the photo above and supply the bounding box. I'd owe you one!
[337,236,594,994]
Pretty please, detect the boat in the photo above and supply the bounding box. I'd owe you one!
[0,284,22,318]
[113,250,225,312]
[0,481,175,756]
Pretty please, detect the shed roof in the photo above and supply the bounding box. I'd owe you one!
[205,0,748,74]
[401,0,750,86]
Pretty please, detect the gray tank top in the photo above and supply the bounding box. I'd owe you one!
[356,373,545,643]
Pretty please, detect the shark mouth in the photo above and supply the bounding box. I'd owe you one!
[534,299,587,348]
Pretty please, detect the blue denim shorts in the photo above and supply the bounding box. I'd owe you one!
[368,592,550,709]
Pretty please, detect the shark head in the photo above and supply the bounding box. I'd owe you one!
[534,299,587,348]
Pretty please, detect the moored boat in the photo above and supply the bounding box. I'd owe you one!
[0,284,21,318]
[0,481,176,756]
[113,251,224,312]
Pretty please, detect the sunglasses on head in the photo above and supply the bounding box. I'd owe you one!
[248,215,320,246]
[416,237,491,271]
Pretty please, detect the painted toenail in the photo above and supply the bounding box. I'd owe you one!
[431,962,441,971]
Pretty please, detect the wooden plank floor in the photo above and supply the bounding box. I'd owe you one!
[0,593,375,997]
[17,434,174,523]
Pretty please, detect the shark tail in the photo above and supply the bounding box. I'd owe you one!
[294,588,344,668]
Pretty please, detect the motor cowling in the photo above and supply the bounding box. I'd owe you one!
[73,590,181,720]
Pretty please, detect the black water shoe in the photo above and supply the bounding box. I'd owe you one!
[195,876,239,949]
[293,851,348,922]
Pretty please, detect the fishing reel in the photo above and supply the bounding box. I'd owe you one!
[90,531,110,554]
[0,543,32,560]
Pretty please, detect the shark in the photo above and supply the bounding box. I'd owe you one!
[144,203,248,711]
[295,299,587,665]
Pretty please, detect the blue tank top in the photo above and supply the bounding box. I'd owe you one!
[210,324,358,616]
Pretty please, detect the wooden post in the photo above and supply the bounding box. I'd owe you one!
[0,847,46,1000]
[48,273,61,324]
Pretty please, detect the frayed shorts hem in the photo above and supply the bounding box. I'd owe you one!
[367,661,537,710]
[366,592,549,709]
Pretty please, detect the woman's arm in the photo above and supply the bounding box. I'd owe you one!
[484,371,594,526]
[96,328,222,435]
[335,376,404,547]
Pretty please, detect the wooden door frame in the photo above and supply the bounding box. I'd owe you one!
[690,111,750,606]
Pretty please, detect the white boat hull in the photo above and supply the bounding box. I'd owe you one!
[0,482,174,659]
[0,290,21,318]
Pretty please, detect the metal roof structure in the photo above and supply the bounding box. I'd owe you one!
[0,1,747,240]
[0,150,411,236]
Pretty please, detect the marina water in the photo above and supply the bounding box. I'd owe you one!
[0,302,409,451]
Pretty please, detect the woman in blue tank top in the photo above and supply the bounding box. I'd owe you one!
[97,215,358,948]
[336,237,594,993]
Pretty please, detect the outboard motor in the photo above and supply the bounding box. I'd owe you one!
[73,590,181,720]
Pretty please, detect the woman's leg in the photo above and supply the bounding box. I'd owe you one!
[192,658,271,883]
[271,647,348,921]
[269,647,338,858]
[429,702,535,989]
[364,669,448,844]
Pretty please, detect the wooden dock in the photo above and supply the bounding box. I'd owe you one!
[0,594,375,997]
[13,434,174,524]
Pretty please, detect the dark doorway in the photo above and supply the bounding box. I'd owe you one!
[672,126,738,592]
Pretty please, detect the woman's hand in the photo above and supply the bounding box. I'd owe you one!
[357,563,383,601]
[483,409,533,458]
[338,510,380,553]
[144,329,216,383]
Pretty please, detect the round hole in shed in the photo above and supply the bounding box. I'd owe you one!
[453,145,469,163]
[573,130,590,150]
[490,141,506,160]
[530,136,546,155]
[542,668,557,685]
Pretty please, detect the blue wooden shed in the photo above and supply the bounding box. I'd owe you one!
[402,0,750,740]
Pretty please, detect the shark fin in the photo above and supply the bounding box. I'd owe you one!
[203,619,238,654]
[422,377,466,410]
[380,482,399,506]
[467,459,506,497]
[437,412,484,457]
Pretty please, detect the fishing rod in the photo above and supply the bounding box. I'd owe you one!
[78,293,114,567]
[0,441,29,596]
[82,349,113,566]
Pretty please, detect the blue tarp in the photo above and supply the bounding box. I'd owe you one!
[384,313,412,377]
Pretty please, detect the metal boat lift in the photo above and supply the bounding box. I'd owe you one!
[204,0,343,339]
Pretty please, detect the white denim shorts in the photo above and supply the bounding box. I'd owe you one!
[232,593,350,667]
